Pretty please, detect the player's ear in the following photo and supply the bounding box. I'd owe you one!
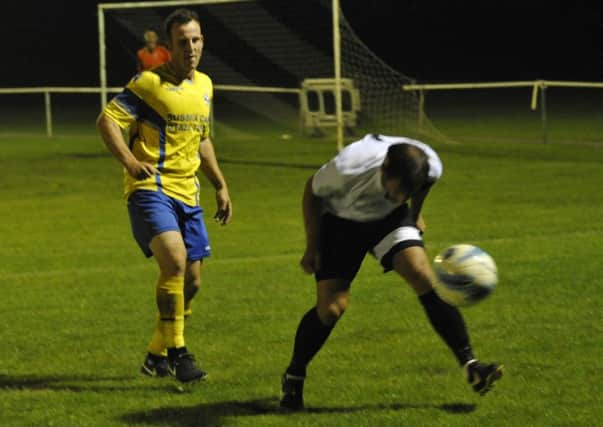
[164,29,173,50]
[381,155,388,170]
[381,155,391,178]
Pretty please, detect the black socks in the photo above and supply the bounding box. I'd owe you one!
[286,291,474,377]
[287,307,335,377]
[419,290,474,366]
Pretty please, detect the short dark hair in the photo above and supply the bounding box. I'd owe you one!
[163,8,200,39]
[383,143,429,197]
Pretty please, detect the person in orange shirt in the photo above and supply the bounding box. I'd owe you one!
[137,29,172,71]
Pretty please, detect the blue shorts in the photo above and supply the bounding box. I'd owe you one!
[127,190,211,262]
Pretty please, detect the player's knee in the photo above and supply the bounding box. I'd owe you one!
[157,253,187,277]
[185,276,201,290]
[184,276,201,299]
[317,298,349,326]
[160,264,186,278]
[403,263,430,285]
[150,232,188,276]
[406,268,434,293]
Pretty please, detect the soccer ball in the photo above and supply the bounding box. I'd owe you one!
[432,244,498,307]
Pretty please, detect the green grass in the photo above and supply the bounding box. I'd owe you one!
[1,113,603,426]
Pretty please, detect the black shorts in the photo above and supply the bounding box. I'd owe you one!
[315,205,424,282]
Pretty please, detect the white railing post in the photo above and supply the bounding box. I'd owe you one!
[44,91,53,137]
[540,82,548,144]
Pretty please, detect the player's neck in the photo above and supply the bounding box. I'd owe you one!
[167,62,195,82]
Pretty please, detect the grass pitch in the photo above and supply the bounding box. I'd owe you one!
[1,113,602,426]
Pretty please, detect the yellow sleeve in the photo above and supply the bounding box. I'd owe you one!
[201,74,213,140]
[102,72,154,129]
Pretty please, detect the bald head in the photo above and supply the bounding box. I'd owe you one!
[143,30,159,49]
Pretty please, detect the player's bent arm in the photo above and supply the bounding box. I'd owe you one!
[302,177,322,248]
[199,138,228,190]
[96,113,158,180]
[410,184,432,232]
[199,138,232,225]
[300,176,323,274]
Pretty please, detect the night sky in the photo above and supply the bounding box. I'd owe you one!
[0,0,601,87]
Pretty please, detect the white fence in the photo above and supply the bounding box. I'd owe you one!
[1,80,602,141]
[0,85,300,137]
[0,87,121,137]
[403,80,603,143]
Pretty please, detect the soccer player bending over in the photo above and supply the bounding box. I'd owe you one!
[281,134,503,410]
[96,9,232,383]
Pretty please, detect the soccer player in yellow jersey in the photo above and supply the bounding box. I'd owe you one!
[96,9,232,383]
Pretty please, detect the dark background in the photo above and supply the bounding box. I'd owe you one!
[0,0,601,86]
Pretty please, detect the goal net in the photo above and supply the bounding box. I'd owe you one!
[99,0,442,146]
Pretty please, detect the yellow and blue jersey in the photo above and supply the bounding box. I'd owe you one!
[103,64,212,206]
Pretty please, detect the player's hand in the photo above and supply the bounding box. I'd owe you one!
[300,247,320,274]
[416,215,426,234]
[126,161,159,180]
[214,188,232,225]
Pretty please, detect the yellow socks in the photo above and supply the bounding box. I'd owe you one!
[148,276,199,354]
[156,274,185,349]
[147,316,168,357]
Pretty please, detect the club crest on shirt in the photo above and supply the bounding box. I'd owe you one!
[203,94,211,105]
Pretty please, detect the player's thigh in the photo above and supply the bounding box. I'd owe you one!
[315,213,370,284]
[316,278,352,323]
[149,230,187,276]
[392,246,438,296]
[127,190,181,258]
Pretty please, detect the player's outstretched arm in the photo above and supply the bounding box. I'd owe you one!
[199,138,232,225]
[300,177,322,274]
[96,113,158,180]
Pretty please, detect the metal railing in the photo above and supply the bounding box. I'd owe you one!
[0,85,300,137]
[2,80,602,141]
[403,80,603,144]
